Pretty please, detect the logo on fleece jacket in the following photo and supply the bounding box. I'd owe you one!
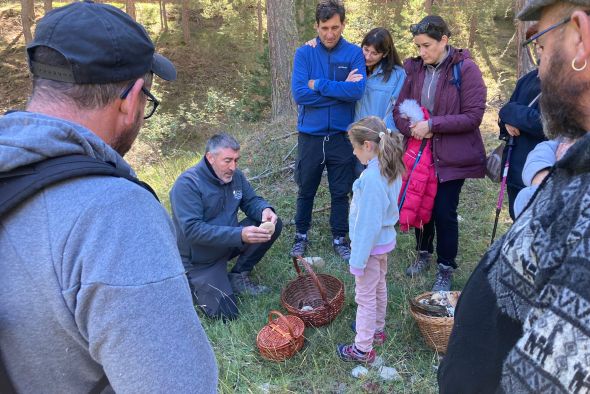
[233,189,242,200]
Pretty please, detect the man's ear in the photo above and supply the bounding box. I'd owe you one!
[572,10,590,65]
[119,78,144,126]
[205,151,214,163]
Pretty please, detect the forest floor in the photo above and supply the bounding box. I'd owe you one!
[1,2,515,392]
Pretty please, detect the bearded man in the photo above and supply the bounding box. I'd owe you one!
[438,0,590,392]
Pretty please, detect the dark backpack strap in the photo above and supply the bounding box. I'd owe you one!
[452,60,463,91]
[0,154,159,218]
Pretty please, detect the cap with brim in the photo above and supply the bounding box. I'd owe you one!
[152,53,177,81]
[518,0,590,20]
[27,0,176,83]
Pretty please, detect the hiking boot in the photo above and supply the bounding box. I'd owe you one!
[350,321,387,346]
[229,272,269,296]
[336,343,376,363]
[405,251,432,277]
[333,236,351,261]
[290,233,309,257]
[432,265,454,292]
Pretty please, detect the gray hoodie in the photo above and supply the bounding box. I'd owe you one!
[0,111,218,393]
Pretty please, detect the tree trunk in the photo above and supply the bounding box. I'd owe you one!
[393,0,408,24]
[20,0,34,44]
[468,13,478,49]
[515,0,535,77]
[266,0,298,120]
[161,0,168,32]
[44,0,52,13]
[126,0,136,20]
[424,0,432,14]
[182,0,190,44]
[297,0,305,30]
[257,0,263,52]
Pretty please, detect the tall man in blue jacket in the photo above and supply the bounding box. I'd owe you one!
[290,0,366,260]
[170,133,282,320]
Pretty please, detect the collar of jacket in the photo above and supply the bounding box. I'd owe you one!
[318,36,345,52]
[410,46,467,69]
[197,157,229,186]
[368,63,384,78]
[556,132,590,175]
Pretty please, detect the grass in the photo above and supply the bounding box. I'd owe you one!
[135,111,512,394]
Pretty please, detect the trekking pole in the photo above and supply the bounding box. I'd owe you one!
[490,136,514,244]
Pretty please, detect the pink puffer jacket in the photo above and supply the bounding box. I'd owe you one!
[398,137,438,231]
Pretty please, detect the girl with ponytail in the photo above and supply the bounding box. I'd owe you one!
[336,116,404,363]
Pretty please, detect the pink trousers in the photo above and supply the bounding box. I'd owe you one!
[354,253,388,352]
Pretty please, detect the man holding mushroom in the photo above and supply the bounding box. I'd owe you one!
[171,133,282,320]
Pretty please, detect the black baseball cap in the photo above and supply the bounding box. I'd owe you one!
[27,0,176,84]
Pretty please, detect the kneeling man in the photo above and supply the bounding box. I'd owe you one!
[170,133,282,320]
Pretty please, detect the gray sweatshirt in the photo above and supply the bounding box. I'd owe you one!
[0,111,218,393]
[514,139,559,217]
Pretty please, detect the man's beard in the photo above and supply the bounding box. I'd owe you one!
[540,49,590,140]
[111,112,142,157]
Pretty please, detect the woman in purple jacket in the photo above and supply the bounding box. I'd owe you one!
[393,15,486,291]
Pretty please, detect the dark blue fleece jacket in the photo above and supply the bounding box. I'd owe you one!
[291,37,366,135]
[170,158,272,268]
[498,69,545,189]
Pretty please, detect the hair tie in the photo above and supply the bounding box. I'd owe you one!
[379,131,385,139]
[386,128,392,134]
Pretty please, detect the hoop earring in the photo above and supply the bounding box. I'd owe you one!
[572,57,587,72]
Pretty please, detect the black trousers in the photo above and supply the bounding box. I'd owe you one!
[415,178,465,269]
[187,217,282,320]
[294,132,355,237]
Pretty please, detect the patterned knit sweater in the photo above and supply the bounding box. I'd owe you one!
[487,132,590,393]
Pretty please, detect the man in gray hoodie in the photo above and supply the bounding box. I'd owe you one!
[0,1,217,392]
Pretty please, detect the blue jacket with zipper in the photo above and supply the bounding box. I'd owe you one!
[291,37,366,136]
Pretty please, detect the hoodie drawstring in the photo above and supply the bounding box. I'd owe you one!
[320,135,330,165]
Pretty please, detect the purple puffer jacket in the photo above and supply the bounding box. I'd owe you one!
[393,46,487,182]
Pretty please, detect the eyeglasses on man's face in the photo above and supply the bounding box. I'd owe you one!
[522,9,590,49]
[119,82,160,120]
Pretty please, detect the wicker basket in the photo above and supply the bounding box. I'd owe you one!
[409,291,461,354]
[256,310,305,361]
[281,256,345,327]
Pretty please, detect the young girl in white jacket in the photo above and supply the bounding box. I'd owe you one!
[337,116,404,363]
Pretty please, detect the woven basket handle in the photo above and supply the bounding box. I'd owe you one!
[293,256,329,305]
[268,310,295,340]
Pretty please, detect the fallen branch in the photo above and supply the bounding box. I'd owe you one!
[248,162,294,182]
[283,143,297,162]
[270,131,297,142]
